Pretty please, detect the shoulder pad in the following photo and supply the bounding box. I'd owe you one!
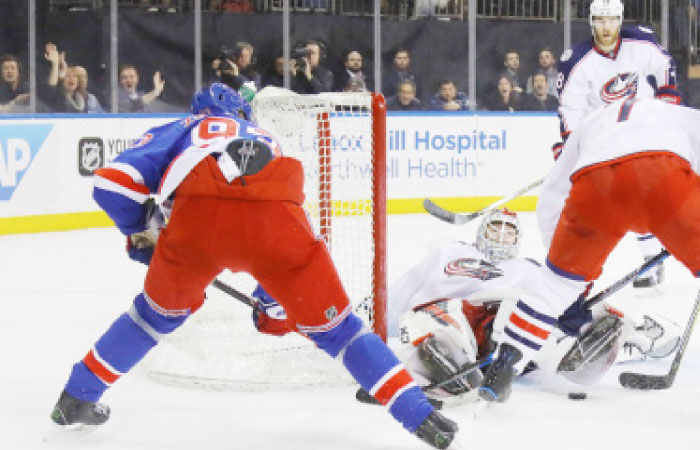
[620,25,660,45]
[558,40,594,72]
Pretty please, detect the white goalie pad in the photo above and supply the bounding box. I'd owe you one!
[622,312,681,359]
[396,299,481,399]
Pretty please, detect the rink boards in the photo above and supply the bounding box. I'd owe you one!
[0,111,557,234]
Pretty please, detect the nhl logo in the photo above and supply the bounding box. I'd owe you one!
[78,137,105,176]
[324,306,338,321]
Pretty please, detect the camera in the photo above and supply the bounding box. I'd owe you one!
[291,47,312,69]
[217,44,238,72]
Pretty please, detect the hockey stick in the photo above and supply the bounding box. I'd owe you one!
[619,286,700,390]
[210,278,256,308]
[582,249,670,310]
[423,178,543,225]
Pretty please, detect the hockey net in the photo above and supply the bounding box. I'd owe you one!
[142,88,387,390]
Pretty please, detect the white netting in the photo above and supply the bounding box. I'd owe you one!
[142,88,383,390]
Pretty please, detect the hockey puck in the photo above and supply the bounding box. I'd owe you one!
[568,392,587,400]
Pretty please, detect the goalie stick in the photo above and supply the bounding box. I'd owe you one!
[619,286,700,390]
[423,178,543,225]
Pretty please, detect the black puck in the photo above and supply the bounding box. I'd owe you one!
[568,392,587,400]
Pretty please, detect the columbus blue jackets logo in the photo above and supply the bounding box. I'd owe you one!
[444,258,503,281]
[600,72,639,103]
[78,137,104,176]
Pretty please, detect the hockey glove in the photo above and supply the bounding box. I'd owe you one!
[251,285,294,336]
[126,200,164,266]
[557,293,593,337]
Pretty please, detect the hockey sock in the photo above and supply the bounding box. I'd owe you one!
[309,313,434,433]
[501,298,558,373]
[64,292,190,402]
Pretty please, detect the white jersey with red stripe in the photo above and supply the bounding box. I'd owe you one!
[557,26,678,139]
[537,98,700,249]
[387,241,541,337]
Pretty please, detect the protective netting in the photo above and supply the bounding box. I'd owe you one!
[142,88,385,390]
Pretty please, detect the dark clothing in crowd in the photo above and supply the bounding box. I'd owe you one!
[520,93,558,111]
[386,96,424,111]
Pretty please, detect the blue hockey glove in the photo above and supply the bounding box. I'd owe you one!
[557,293,593,337]
[126,235,154,265]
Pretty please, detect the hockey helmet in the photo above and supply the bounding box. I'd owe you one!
[476,208,520,263]
[191,82,252,120]
[589,0,624,28]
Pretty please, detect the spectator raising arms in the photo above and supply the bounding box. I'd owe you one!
[0,53,29,113]
[118,64,165,113]
[41,43,103,113]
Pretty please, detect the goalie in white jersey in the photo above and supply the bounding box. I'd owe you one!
[555,0,681,289]
[353,209,680,406]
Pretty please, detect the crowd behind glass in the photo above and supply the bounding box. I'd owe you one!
[1,0,695,114]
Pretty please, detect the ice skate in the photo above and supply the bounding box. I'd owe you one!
[414,410,459,449]
[478,342,522,403]
[633,258,664,291]
[50,390,110,432]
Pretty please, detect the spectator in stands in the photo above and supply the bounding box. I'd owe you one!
[342,76,368,92]
[0,53,29,113]
[520,71,558,111]
[500,49,524,95]
[482,75,521,111]
[383,48,421,100]
[211,42,261,91]
[263,55,285,88]
[118,64,165,113]
[291,40,334,94]
[334,50,372,92]
[386,79,424,111]
[429,79,469,110]
[525,47,558,97]
[41,43,103,114]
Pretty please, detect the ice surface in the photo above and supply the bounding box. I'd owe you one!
[1,213,699,450]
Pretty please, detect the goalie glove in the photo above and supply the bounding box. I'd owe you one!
[251,285,294,337]
[126,200,165,266]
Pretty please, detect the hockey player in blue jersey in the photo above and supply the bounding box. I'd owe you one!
[49,83,459,449]
[554,0,681,290]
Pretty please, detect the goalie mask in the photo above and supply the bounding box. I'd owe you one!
[476,208,520,263]
[397,300,483,396]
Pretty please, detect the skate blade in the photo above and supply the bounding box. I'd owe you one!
[43,422,101,442]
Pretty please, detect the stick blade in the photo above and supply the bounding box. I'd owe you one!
[619,371,672,390]
[423,199,476,225]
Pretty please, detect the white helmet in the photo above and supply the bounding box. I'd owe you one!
[476,208,520,262]
[589,0,624,29]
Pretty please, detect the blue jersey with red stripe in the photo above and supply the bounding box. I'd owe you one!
[93,114,281,235]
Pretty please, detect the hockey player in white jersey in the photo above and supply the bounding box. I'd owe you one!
[555,0,681,289]
[475,98,700,405]
[382,209,679,404]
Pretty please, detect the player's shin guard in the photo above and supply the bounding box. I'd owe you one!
[64,292,190,402]
[308,313,434,432]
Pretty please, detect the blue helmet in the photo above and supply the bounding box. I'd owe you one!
[191,82,252,120]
